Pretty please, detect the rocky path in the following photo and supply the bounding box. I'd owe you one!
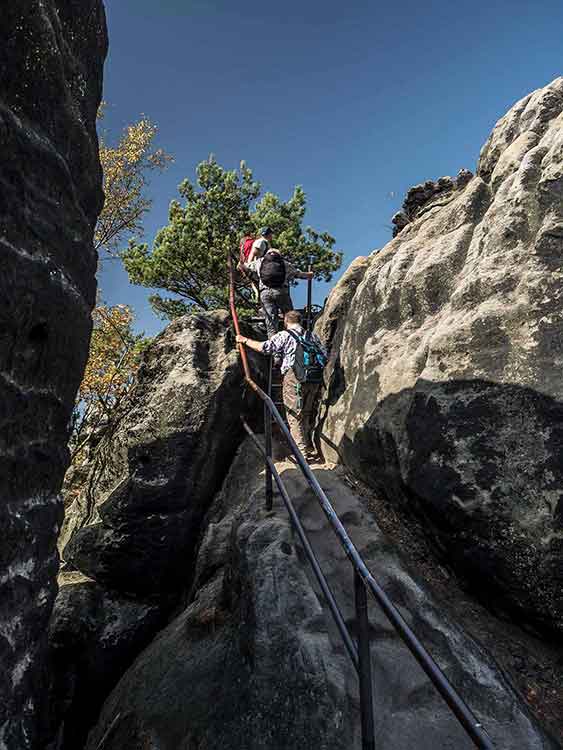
[84,441,558,749]
[275,456,558,749]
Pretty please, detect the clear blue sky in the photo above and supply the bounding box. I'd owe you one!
[98,0,562,336]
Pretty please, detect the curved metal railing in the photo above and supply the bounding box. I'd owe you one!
[228,251,494,750]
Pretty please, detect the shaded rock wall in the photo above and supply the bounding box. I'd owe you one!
[317,77,563,636]
[85,442,557,749]
[61,311,249,598]
[48,573,163,750]
[50,312,266,744]
[0,2,106,748]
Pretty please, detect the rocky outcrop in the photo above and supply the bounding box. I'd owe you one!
[391,168,473,236]
[49,311,268,743]
[0,3,106,748]
[47,573,163,750]
[85,441,557,749]
[317,77,563,635]
[62,311,249,597]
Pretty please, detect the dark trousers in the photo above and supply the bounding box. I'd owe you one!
[261,287,293,338]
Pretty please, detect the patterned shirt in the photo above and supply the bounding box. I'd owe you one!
[261,325,326,374]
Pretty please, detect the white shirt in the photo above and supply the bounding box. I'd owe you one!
[251,238,269,258]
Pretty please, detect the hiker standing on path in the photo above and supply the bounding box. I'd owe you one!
[245,249,313,338]
[236,310,326,460]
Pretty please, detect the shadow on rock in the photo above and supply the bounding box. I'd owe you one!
[325,377,563,637]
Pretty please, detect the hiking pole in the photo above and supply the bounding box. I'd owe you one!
[307,258,313,332]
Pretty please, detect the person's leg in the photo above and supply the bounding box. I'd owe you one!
[301,384,319,452]
[271,288,292,334]
[308,383,323,454]
[279,288,293,315]
[282,369,308,453]
[261,288,279,339]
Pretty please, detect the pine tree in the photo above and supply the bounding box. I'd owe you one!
[122,156,343,318]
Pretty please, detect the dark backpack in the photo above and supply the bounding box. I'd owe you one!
[259,253,286,288]
[288,330,327,384]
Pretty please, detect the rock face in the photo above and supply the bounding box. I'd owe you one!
[315,256,369,349]
[317,77,563,635]
[47,573,163,750]
[391,168,473,237]
[62,311,249,597]
[0,3,106,748]
[85,441,556,749]
[49,311,260,745]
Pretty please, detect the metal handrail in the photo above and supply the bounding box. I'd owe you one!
[243,420,359,669]
[227,251,494,750]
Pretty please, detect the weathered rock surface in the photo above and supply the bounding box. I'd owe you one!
[391,168,474,237]
[315,255,369,348]
[47,572,164,750]
[317,77,563,635]
[0,3,106,747]
[85,442,556,749]
[62,311,249,597]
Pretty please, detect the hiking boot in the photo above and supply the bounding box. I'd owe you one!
[304,447,322,463]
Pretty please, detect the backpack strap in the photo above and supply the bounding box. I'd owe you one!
[286,329,304,345]
[288,329,327,365]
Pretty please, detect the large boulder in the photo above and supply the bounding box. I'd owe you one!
[62,311,251,597]
[0,3,106,747]
[84,442,556,749]
[47,573,164,750]
[317,77,563,635]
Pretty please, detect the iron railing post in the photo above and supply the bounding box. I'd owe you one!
[355,571,376,750]
[264,356,273,510]
[306,261,313,332]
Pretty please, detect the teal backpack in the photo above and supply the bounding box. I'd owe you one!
[288,330,327,384]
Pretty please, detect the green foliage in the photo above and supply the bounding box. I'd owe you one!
[122,156,343,318]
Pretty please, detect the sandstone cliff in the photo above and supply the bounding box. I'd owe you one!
[61,310,247,596]
[0,3,106,748]
[317,77,563,638]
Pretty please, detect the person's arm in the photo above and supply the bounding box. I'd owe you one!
[285,261,313,281]
[235,334,264,353]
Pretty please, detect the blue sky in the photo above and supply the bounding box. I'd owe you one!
[99,0,562,336]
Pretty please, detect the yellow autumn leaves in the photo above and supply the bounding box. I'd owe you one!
[68,107,169,481]
[79,305,140,402]
[95,106,172,256]
[70,305,149,462]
